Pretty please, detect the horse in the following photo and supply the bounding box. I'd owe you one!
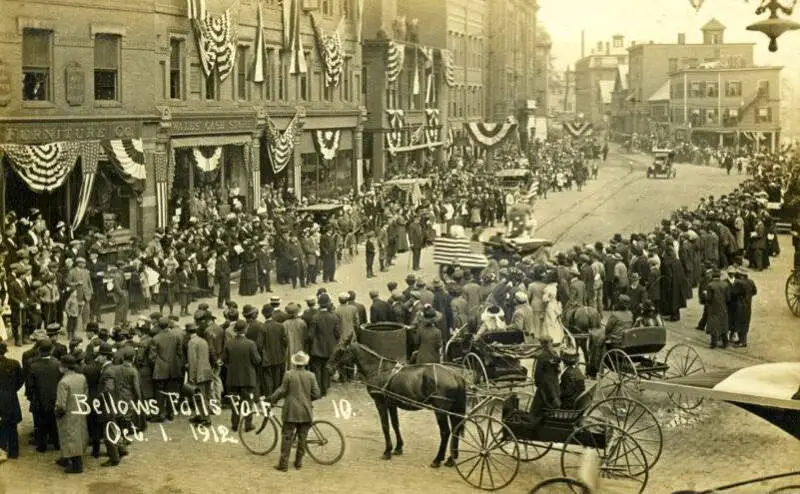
[328,340,467,468]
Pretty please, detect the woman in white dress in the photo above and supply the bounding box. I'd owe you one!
[540,271,564,346]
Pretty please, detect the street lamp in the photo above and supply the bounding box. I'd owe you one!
[746,0,800,52]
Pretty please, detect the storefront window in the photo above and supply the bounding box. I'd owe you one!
[300,151,353,200]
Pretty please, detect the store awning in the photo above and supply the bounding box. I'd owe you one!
[648,81,671,102]
[171,134,253,148]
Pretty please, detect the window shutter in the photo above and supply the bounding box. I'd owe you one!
[23,30,51,67]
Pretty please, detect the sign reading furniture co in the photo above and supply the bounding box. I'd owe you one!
[1,122,142,143]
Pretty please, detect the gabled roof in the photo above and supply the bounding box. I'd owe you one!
[598,80,615,104]
[702,18,726,31]
[648,80,671,102]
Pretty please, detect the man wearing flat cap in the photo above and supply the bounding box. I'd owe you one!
[301,297,318,329]
[730,267,757,347]
[702,268,730,349]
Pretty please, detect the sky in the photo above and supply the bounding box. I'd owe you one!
[538,0,799,78]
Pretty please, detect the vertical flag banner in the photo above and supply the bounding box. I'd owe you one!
[155,152,170,229]
[253,2,266,83]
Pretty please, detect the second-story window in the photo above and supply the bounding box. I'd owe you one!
[94,34,120,101]
[706,82,718,98]
[322,0,333,16]
[22,28,52,101]
[169,39,183,100]
[725,81,742,97]
[236,45,248,100]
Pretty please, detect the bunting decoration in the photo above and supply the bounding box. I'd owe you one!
[385,41,405,83]
[154,152,170,230]
[265,109,305,174]
[464,122,518,149]
[193,7,238,81]
[71,141,101,235]
[563,121,594,138]
[424,108,441,144]
[420,46,434,106]
[253,2,266,83]
[0,142,81,193]
[287,0,307,74]
[250,143,261,210]
[441,49,455,87]
[191,147,222,172]
[741,131,766,142]
[310,13,344,87]
[313,130,342,161]
[100,139,147,191]
[385,109,405,154]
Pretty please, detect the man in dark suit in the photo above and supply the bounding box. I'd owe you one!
[7,264,30,346]
[301,297,318,329]
[369,290,392,323]
[348,290,368,327]
[408,217,424,271]
[149,317,184,422]
[262,309,288,397]
[308,294,340,396]
[222,320,261,432]
[81,349,104,458]
[0,339,24,459]
[96,343,128,466]
[26,340,61,452]
[215,250,231,309]
[46,323,69,360]
[243,305,266,397]
[266,351,321,472]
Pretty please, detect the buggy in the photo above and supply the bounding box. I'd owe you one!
[647,149,677,179]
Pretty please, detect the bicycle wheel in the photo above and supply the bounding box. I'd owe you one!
[239,415,279,455]
[305,420,346,465]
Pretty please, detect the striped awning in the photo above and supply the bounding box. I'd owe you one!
[433,236,488,268]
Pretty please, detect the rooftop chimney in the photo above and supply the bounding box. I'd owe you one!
[605,42,610,55]
[597,41,602,51]
[678,33,686,44]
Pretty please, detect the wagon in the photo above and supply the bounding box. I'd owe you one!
[453,383,661,492]
[590,321,707,411]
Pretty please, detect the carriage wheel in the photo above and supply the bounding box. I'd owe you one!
[483,393,553,462]
[664,344,706,411]
[464,352,490,389]
[785,272,800,317]
[560,423,649,494]
[584,397,663,468]
[455,414,521,491]
[528,477,592,494]
[596,349,640,401]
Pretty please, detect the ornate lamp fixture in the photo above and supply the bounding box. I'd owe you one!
[746,0,800,52]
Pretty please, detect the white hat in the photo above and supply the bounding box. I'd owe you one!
[290,351,310,366]
[514,291,528,303]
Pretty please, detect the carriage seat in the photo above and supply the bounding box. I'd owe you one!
[607,325,666,355]
[542,383,597,422]
[480,330,526,346]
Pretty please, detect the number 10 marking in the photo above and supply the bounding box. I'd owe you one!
[332,399,352,420]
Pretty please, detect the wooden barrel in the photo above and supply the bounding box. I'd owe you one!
[358,322,407,363]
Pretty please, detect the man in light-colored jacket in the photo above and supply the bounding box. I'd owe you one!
[186,323,214,426]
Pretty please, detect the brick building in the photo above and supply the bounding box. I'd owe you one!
[668,65,782,151]
[574,34,627,126]
[0,0,364,239]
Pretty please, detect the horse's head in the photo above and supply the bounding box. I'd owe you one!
[327,339,357,374]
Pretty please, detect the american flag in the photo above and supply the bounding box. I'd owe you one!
[155,153,169,229]
[71,141,101,234]
[433,237,488,269]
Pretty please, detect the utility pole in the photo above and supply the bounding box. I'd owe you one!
[564,65,571,113]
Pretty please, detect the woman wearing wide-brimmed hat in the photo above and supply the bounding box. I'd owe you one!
[266,351,321,472]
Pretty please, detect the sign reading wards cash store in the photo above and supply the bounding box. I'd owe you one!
[1,122,142,144]
[169,117,257,135]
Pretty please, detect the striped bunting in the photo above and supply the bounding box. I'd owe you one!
[71,141,101,234]
[385,109,405,154]
[313,130,341,161]
[194,7,238,81]
[425,108,440,144]
[433,236,488,268]
[266,110,305,174]
[385,41,405,83]
[191,146,222,172]
[563,121,593,138]
[464,122,518,149]
[741,131,766,142]
[1,142,81,193]
[154,153,170,229]
[250,143,261,210]
[287,0,307,74]
[409,124,425,146]
[101,139,147,185]
[310,13,344,87]
[441,49,455,87]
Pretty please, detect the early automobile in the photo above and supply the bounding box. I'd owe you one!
[647,149,677,179]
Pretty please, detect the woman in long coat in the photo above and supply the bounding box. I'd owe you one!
[55,356,89,473]
[238,243,260,296]
[413,308,442,364]
[703,271,730,348]
[659,247,690,321]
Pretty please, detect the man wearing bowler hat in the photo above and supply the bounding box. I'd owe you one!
[222,320,261,432]
[149,317,184,422]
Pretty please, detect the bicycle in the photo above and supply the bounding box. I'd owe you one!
[238,404,345,465]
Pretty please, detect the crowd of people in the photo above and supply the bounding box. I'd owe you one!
[0,138,797,473]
